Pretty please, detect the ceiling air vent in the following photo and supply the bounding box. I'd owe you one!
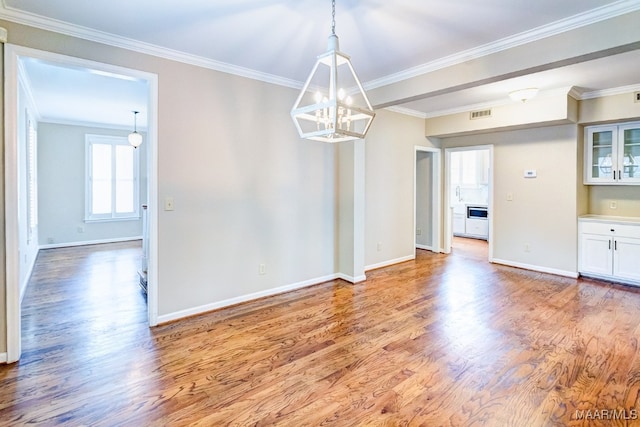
[470,109,492,120]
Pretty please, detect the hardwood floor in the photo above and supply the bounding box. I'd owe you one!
[3,242,640,425]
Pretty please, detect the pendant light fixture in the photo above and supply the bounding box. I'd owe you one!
[291,0,375,143]
[128,110,143,148]
[509,88,539,103]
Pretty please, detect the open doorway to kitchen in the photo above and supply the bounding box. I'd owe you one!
[444,146,494,260]
[414,146,441,254]
[4,45,159,363]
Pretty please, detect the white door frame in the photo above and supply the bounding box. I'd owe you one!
[4,45,160,363]
[443,145,494,260]
[414,146,442,254]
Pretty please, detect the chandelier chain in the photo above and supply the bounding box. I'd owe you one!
[331,0,336,35]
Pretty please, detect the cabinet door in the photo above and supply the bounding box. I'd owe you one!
[585,126,618,184]
[579,233,612,276]
[465,218,488,239]
[453,213,465,235]
[613,236,640,282]
[617,123,640,184]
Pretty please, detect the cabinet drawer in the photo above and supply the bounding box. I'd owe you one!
[579,221,616,235]
[579,221,640,238]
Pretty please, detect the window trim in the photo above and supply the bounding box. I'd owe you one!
[85,134,140,222]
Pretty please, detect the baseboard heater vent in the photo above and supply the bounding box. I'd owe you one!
[470,109,492,120]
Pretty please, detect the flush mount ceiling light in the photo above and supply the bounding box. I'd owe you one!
[509,88,539,103]
[291,0,375,143]
[128,110,143,148]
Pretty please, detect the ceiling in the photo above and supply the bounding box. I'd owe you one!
[3,0,640,128]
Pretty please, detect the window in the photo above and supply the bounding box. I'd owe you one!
[26,113,38,243]
[86,135,139,221]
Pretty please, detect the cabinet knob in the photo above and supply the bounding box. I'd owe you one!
[611,229,615,232]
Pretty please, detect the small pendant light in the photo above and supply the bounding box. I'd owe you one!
[128,111,143,148]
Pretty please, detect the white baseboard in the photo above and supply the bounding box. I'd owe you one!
[157,273,341,324]
[39,236,142,250]
[20,247,40,304]
[336,273,367,283]
[416,244,434,251]
[0,353,7,364]
[365,254,415,272]
[491,258,579,279]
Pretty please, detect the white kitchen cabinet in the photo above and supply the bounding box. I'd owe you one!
[465,217,489,239]
[578,216,640,285]
[453,213,465,235]
[585,122,640,185]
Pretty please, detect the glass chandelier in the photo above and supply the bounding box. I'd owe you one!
[291,0,375,143]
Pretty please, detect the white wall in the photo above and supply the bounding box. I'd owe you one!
[37,123,146,246]
[337,140,365,282]
[443,124,581,275]
[0,20,339,323]
[364,109,438,268]
[156,68,337,317]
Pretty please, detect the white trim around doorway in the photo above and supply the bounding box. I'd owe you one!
[4,44,159,363]
[443,145,494,261]
[414,146,442,255]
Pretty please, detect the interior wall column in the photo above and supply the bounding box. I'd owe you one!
[337,139,365,283]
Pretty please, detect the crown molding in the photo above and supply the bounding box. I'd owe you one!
[364,0,640,91]
[579,83,640,100]
[0,2,303,90]
[3,1,639,94]
[383,106,428,119]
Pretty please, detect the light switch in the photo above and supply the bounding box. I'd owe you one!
[164,196,174,211]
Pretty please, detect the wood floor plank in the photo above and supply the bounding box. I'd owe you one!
[4,238,640,425]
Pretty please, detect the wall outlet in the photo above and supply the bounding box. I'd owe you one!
[610,201,617,209]
[377,242,382,252]
[524,244,531,252]
[77,226,84,233]
[47,237,54,244]
[259,264,266,275]
[416,228,422,236]
[635,91,640,103]
[506,193,513,201]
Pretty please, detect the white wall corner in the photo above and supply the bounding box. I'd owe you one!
[336,273,367,283]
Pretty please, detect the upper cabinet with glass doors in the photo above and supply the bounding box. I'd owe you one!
[585,122,640,185]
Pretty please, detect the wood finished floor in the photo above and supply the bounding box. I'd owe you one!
[2,240,640,426]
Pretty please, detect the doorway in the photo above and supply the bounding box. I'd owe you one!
[444,146,494,260]
[4,45,159,363]
[414,146,441,254]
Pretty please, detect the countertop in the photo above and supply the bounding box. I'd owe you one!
[578,214,640,225]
